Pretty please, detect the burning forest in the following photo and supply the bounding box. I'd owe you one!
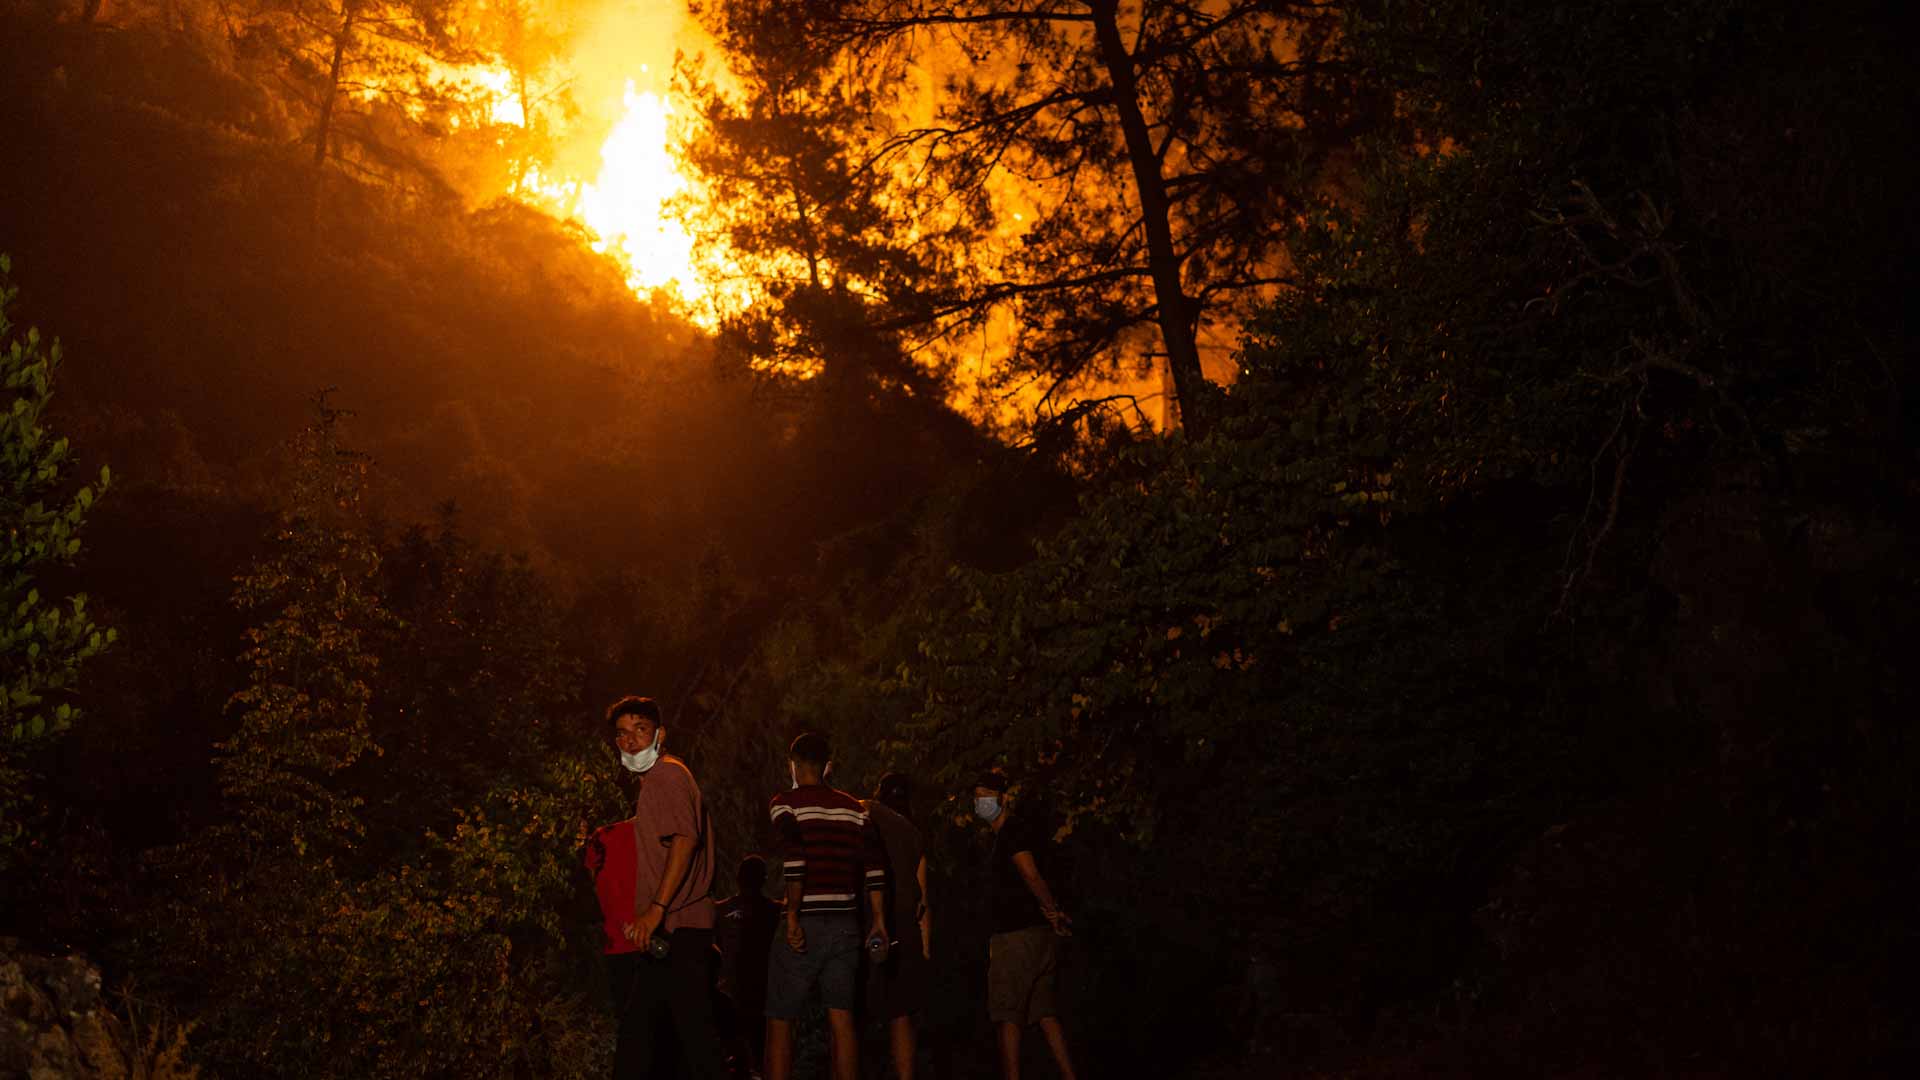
[2,0,1916,1076]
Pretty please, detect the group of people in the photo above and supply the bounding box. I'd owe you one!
[585,695,1080,1080]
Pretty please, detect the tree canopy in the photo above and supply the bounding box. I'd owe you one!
[683,0,1372,431]
[1,255,114,859]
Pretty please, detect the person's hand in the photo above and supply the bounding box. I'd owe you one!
[785,917,807,954]
[1043,906,1072,938]
[627,901,664,946]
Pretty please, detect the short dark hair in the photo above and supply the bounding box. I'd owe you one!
[606,696,661,730]
[737,853,767,893]
[789,731,831,767]
[876,772,912,815]
[973,768,1010,793]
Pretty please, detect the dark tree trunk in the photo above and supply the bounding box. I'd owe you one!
[775,99,824,290]
[515,66,534,131]
[313,6,355,171]
[1089,0,1209,437]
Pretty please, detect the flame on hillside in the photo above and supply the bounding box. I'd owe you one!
[416,1,720,318]
[512,82,705,307]
[428,2,1153,413]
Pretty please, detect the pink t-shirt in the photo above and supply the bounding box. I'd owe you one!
[586,755,715,953]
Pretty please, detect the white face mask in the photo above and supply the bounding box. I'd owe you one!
[620,729,664,774]
[973,795,1002,823]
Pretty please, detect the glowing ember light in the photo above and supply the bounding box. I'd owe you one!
[461,66,526,128]
[514,164,578,206]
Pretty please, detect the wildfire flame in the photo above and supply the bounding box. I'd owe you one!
[573,85,701,302]
[416,46,702,312]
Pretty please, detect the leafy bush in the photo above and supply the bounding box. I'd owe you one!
[1,254,115,857]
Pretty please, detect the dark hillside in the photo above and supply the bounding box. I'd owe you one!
[0,5,990,1002]
[1,15,984,580]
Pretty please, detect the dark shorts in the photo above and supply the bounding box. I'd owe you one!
[765,914,861,1018]
[866,931,929,1019]
[988,925,1059,1025]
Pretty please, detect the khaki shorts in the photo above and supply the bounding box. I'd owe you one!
[987,925,1059,1024]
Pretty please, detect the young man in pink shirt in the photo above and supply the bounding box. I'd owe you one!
[586,695,726,1080]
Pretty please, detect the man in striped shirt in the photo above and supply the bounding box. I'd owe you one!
[764,732,888,1080]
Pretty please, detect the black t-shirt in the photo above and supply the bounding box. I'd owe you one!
[714,893,782,1004]
[867,800,925,933]
[988,812,1053,934]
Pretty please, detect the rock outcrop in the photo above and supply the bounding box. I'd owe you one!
[0,938,191,1080]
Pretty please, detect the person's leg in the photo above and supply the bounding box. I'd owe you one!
[887,1015,915,1080]
[742,999,767,1079]
[827,1007,859,1080]
[666,928,729,1080]
[713,991,741,1077]
[880,934,926,1080]
[610,953,662,1080]
[764,1018,793,1080]
[655,1006,684,1080]
[815,918,862,1080]
[761,919,813,1080]
[987,929,1041,1080]
[996,1021,1022,1080]
[1035,1018,1076,1080]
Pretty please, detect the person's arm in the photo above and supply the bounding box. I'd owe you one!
[915,855,932,959]
[862,816,889,944]
[658,833,699,907]
[784,876,807,952]
[772,797,809,952]
[714,901,741,996]
[1012,850,1072,937]
[628,767,704,944]
[866,881,889,945]
[628,834,697,944]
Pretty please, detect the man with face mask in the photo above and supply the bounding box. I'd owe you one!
[973,769,1077,1080]
[585,695,725,1080]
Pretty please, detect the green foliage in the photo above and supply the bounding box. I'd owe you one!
[1,254,115,854]
[358,509,583,845]
[299,751,624,1079]
[128,411,624,1079]
[214,401,387,858]
[730,0,1918,1070]
[136,405,390,1073]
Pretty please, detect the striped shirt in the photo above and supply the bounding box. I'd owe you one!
[768,784,887,917]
